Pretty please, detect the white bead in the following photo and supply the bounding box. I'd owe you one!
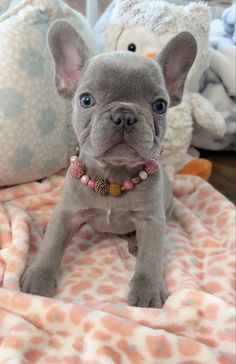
[81,175,89,184]
[70,155,79,163]
[139,170,148,180]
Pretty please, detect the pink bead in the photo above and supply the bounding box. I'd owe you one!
[152,155,161,162]
[123,180,134,190]
[145,160,158,174]
[81,175,89,184]
[70,155,79,164]
[139,170,148,180]
[70,164,81,178]
[88,179,96,189]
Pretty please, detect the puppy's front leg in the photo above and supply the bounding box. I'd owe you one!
[21,209,83,297]
[128,214,167,308]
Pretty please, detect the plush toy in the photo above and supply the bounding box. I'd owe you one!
[162,92,225,176]
[106,0,212,92]
[192,4,236,151]
[103,0,219,179]
[222,3,236,45]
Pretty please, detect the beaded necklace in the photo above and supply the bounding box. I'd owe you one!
[70,145,163,197]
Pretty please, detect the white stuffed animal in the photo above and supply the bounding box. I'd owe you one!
[106,0,211,92]
[103,0,227,177]
[163,92,226,171]
[192,4,236,151]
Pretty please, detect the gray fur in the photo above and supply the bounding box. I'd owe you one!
[20,21,197,308]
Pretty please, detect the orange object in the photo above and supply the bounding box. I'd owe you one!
[145,53,157,59]
[108,183,122,197]
[178,158,212,180]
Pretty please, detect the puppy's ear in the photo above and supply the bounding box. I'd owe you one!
[48,20,89,99]
[157,32,197,107]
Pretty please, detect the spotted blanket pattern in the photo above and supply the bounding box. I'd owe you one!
[0,171,235,364]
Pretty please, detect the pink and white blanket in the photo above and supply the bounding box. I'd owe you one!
[0,172,235,363]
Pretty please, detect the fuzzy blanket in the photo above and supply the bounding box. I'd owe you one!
[0,172,235,363]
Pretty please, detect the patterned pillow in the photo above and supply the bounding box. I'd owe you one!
[0,0,97,186]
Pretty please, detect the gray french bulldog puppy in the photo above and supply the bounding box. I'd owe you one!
[20,20,197,308]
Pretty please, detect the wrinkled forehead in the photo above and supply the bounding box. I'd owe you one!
[77,52,167,102]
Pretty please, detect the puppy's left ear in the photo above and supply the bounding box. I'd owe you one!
[157,32,197,107]
[48,20,89,99]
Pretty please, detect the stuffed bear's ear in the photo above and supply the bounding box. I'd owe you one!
[157,32,197,107]
[117,0,143,6]
[114,0,144,20]
[48,20,89,99]
[184,3,211,32]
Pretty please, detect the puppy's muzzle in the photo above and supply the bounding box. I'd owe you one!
[111,108,137,134]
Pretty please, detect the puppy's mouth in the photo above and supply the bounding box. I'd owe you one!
[87,111,159,164]
[97,142,146,166]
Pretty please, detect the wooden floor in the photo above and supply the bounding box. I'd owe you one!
[200,150,236,204]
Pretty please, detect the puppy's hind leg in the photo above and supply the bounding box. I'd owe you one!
[126,231,138,257]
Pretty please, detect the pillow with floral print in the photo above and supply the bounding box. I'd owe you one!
[0,0,97,186]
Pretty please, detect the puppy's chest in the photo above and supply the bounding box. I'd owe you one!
[65,171,163,234]
[75,187,139,234]
[88,208,135,235]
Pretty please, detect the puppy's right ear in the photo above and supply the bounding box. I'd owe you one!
[48,20,89,99]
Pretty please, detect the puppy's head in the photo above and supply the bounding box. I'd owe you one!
[48,21,196,166]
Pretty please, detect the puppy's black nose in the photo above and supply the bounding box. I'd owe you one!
[111,110,137,133]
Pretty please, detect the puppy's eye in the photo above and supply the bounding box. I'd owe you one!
[152,99,167,114]
[127,43,136,52]
[80,94,95,108]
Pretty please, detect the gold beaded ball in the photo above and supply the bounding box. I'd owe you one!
[108,183,122,197]
[95,178,110,195]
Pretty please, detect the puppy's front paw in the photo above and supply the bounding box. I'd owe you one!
[128,276,167,308]
[20,265,57,297]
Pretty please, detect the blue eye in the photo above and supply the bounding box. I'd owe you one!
[80,94,95,108]
[152,99,167,114]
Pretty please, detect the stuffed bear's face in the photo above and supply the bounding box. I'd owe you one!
[106,1,211,92]
[116,26,176,59]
